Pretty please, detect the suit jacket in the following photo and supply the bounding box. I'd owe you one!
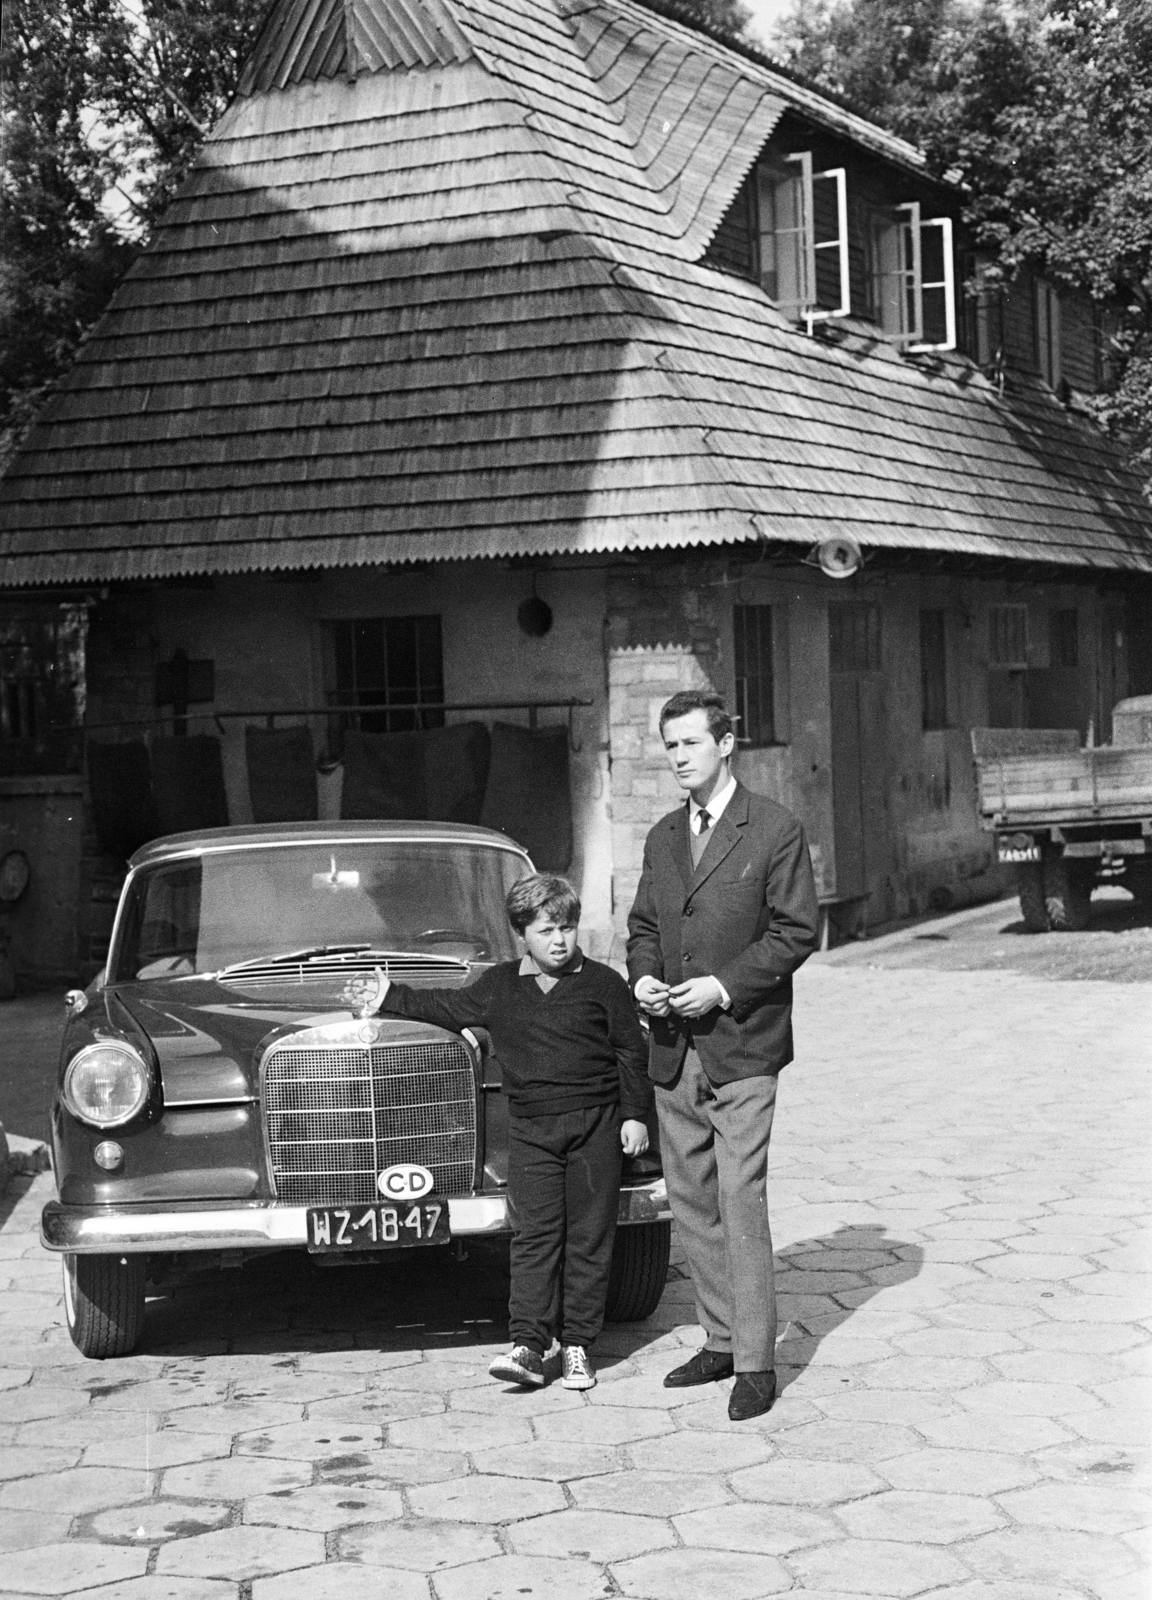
[626,782,819,1085]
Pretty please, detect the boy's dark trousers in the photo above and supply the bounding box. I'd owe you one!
[507,1102,621,1353]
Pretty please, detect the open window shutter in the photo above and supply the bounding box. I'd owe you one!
[909,217,956,352]
[757,152,813,321]
[809,167,849,322]
[872,201,921,344]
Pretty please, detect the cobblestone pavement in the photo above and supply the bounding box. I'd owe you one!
[1,957,1149,1600]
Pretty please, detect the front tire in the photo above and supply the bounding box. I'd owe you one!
[605,1221,671,1322]
[1045,856,1093,932]
[1017,862,1049,932]
[63,1253,146,1358]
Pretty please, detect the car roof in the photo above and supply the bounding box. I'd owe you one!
[128,820,532,870]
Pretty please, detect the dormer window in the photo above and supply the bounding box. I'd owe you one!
[758,154,849,328]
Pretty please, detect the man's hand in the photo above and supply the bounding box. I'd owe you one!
[668,975,724,1018]
[343,967,390,1016]
[634,975,672,1017]
[621,1119,650,1157]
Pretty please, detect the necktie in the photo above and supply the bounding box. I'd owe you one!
[697,808,711,834]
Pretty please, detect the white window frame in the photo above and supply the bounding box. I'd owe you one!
[758,152,850,332]
[909,217,956,353]
[871,204,956,352]
[1034,277,1062,389]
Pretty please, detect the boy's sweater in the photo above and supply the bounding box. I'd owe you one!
[378,956,652,1121]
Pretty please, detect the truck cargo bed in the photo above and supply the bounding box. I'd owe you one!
[971,729,1152,827]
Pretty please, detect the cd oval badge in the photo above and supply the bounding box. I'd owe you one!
[377,1163,434,1200]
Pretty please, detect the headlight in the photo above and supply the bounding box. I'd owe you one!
[63,1043,151,1129]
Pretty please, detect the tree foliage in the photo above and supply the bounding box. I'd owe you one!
[0,0,267,459]
[769,0,1152,489]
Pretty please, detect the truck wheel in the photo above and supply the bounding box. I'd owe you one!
[62,1253,146,1358]
[605,1221,671,1322]
[1045,857,1093,932]
[1017,863,1049,932]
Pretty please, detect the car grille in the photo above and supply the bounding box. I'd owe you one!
[263,1040,477,1205]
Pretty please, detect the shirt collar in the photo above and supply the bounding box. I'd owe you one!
[519,949,584,978]
[689,772,737,824]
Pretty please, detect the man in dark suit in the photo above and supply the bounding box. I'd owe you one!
[627,689,819,1419]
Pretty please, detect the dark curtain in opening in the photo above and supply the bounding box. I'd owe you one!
[87,740,159,861]
[246,725,318,823]
[151,736,229,836]
[479,723,572,871]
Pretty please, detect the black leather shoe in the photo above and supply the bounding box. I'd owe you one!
[663,1349,735,1388]
[728,1370,776,1420]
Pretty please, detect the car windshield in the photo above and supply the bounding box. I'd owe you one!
[111,840,529,981]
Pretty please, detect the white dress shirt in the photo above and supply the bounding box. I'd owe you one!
[690,771,737,834]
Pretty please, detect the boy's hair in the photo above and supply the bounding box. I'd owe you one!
[658,689,734,743]
[505,873,581,934]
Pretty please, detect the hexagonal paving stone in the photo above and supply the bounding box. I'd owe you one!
[244,1484,403,1532]
[307,1391,445,1424]
[0,1448,81,1483]
[388,1412,534,1453]
[996,1481,1152,1534]
[317,1446,469,1487]
[0,1467,153,1516]
[773,1418,921,1463]
[87,1379,230,1416]
[916,1412,1071,1455]
[84,1434,234,1472]
[409,1473,566,1524]
[15,1413,160,1452]
[252,1563,428,1600]
[790,1538,970,1596]
[0,1388,89,1425]
[338,1518,501,1570]
[531,1407,673,1447]
[858,1356,989,1392]
[162,1458,312,1501]
[155,1526,324,1580]
[510,1509,675,1563]
[450,1383,586,1418]
[570,1470,730,1518]
[85,1501,233,1544]
[172,1403,303,1436]
[383,1361,494,1392]
[729,1456,884,1506]
[234,1422,383,1461]
[0,1509,72,1554]
[674,1501,837,1554]
[962,1526,1141,1588]
[611,1546,791,1600]
[878,1448,1038,1496]
[836,1489,1004,1544]
[72,1581,237,1600]
[956,1380,1101,1418]
[628,1429,774,1476]
[471,1442,621,1482]
[434,1554,614,1600]
[0,1542,148,1595]
[812,1388,957,1428]
[922,1585,1086,1600]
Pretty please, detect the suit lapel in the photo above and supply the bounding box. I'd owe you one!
[686,785,750,899]
[668,808,693,890]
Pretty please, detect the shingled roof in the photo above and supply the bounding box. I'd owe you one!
[1,0,1150,583]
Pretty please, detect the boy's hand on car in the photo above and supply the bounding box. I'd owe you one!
[634,975,672,1016]
[343,967,390,1015]
[620,1119,649,1156]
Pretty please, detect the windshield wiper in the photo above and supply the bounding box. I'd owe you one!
[217,944,372,977]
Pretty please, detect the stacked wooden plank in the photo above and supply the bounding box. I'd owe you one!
[0,0,1149,583]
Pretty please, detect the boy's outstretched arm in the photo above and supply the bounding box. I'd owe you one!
[356,966,497,1034]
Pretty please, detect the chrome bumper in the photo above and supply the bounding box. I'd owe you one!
[41,1181,671,1255]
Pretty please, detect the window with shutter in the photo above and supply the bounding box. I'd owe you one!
[869,204,956,350]
[988,605,1029,669]
[758,153,849,328]
[1034,279,1062,389]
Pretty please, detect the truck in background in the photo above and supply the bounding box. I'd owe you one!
[971,696,1152,932]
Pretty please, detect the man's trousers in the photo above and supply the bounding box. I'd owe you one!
[507,1102,621,1353]
[655,1046,778,1372]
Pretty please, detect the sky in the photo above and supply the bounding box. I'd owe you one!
[742,0,796,51]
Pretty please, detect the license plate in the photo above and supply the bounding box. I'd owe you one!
[998,845,1041,863]
[306,1201,449,1252]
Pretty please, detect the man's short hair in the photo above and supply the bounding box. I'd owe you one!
[505,873,581,933]
[658,690,734,743]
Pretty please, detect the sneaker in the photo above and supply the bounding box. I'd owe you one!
[488,1345,545,1387]
[561,1345,596,1390]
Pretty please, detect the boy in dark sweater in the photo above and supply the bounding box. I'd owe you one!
[371,873,651,1391]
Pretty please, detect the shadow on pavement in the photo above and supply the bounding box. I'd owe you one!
[774,1223,924,1393]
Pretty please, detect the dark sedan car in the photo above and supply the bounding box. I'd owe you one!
[43,822,671,1357]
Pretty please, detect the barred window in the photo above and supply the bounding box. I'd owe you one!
[829,604,882,672]
[734,605,776,746]
[988,604,1028,669]
[326,615,445,733]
